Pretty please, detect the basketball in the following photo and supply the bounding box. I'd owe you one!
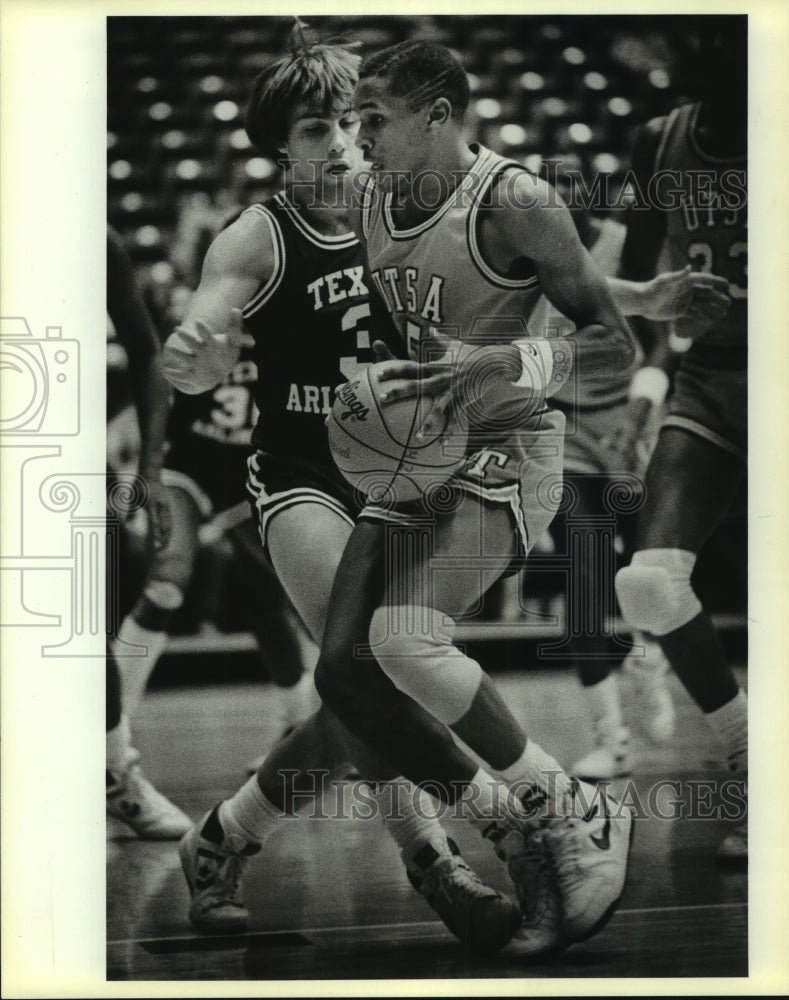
[328,362,467,503]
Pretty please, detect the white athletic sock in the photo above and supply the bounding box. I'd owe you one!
[114,616,170,721]
[500,741,573,811]
[218,776,283,846]
[371,780,449,867]
[106,714,135,774]
[458,767,530,836]
[706,689,748,770]
[585,674,625,731]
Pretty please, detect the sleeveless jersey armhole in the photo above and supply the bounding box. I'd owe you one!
[467,167,540,290]
[654,107,681,172]
[241,205,287,319]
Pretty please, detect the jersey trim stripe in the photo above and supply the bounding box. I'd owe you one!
[685,103,747,165]
[246,480,352,520]
[654,108,675,173]
[454,479,530,553]
[241,205,286,317]
[274,191,358,250]
[360,172,376,242]
[467,167,540,290]
[359,479,530,553]
[380,146,496,241]
[661,414,747,463]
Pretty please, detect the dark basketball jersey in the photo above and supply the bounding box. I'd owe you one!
[166,348,258,450]
[655,103,747,350]
[240,191,393,476]
[163,341,258,512]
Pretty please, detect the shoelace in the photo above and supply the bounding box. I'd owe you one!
[507,831,556,919]
[204,851,248,905]
[545,819,584,891]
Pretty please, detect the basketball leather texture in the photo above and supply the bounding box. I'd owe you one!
[328,362,467,504]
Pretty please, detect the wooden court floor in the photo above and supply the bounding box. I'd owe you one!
[107,664,748,983]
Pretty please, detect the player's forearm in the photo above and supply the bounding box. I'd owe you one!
[130,351,171,482]
[606,276,652,317]
[571,289,639,382]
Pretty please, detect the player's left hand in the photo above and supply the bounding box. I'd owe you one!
[163,309,253,394]
[642,264,731,323]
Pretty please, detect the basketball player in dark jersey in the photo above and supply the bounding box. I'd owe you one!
[615,26,748,860]
[106,226,191,839]
[165,29,524,953]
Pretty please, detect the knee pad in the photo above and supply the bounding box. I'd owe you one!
[368,605,483,725]
[143,579,184,611]
[615,549,701,636]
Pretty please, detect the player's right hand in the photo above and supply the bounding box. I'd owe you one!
[163,308,251,394]
[642,265,731,328]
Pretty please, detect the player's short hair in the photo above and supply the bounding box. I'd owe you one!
[245,20,360,155]
[358,40,470,120]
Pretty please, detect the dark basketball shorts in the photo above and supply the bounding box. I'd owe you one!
[663,349,746,462]
[246,451,362,561]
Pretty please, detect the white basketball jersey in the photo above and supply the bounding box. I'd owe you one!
[361,144,547,363]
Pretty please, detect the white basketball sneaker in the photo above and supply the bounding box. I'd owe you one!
[179,805,261,933]
[571,723,631,782]
[541,779,634,941]
[106,759,192,840]
[623,644,676,744]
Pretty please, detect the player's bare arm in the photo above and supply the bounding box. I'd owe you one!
[498,170,638,380]
[608,265,730,323]
[162,211,269,394]
[375,169,641,420]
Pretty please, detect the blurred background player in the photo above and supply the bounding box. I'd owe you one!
[111,212,319,792]
[614,24,748,859]
[523,191,730,781]
[106,226,190,838]
[164,26,523,953]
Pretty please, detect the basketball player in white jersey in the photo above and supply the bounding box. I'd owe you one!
[614,25,748,859]
[165,28,525,953]
[301,39,647,950]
